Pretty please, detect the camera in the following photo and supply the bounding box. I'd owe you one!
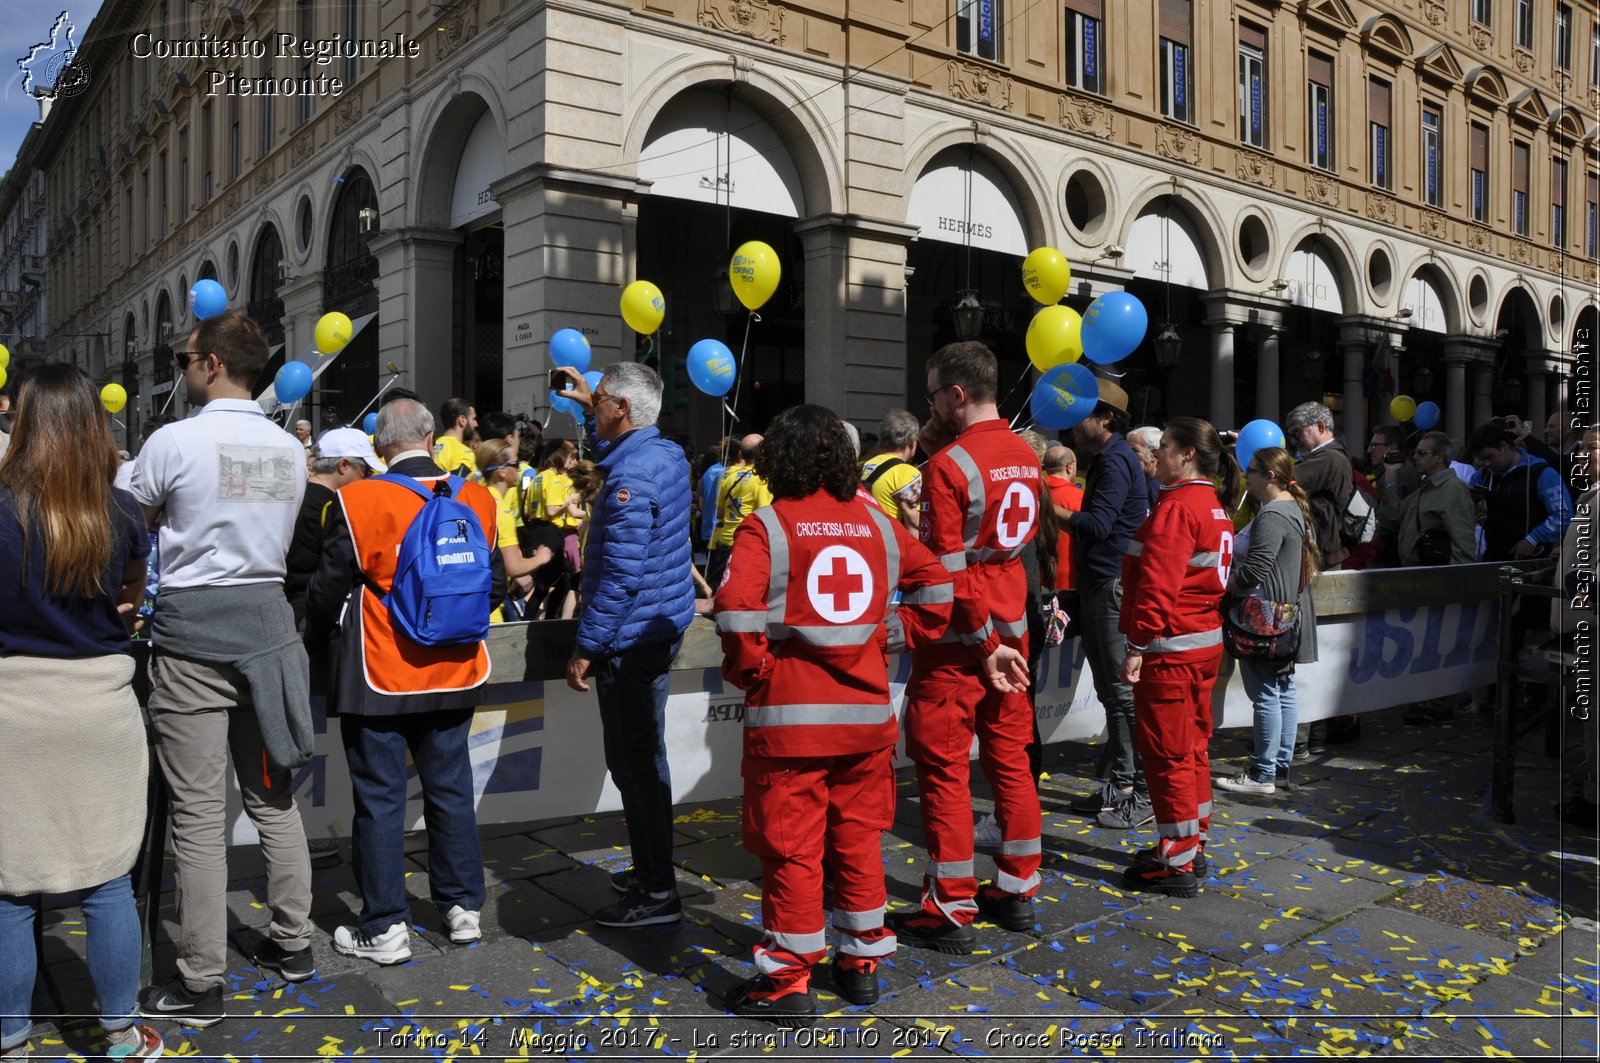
[548,368,568,393]
[1383,451,1404,465]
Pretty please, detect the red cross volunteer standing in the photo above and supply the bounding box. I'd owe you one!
[890,341,1039,955]
[713,405,954,1027]
[1117,417,1239,898]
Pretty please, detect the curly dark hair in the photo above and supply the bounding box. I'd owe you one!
[757,404,860,502]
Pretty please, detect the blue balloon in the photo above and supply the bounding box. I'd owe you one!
[551,392,582,419]
[550,328,591,372]
[274,360,312,404]
[1080,291,1149,365]
[687,338,737,398]
[1234,418,1286,472]
[190,278,227,320]
[362,412,378,435]
[1030,363,1099,430]
[1414,401,1441,430]
[583,370,603,393]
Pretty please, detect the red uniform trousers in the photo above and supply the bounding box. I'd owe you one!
[1132,648,1223,872]
[741,746,898,991]
[904,638,1043,925]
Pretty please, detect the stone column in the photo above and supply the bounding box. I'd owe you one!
[366,227,465,417]
[1524,361,1549,435]
[1471,360,1494,430]
[1255,326,1282,425]
[794,214,918,430]
[274,272,324,423]
[1337,322,1368,450]
[1442,353,1469,445]
[1208,324,1235,429]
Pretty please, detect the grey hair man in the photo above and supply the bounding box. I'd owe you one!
[862,408,924,532]
[554,363,696,928]
[1125,426,1162,509]
[1284,401,1352,571]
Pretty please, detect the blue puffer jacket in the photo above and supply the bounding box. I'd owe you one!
[576,424,695,657]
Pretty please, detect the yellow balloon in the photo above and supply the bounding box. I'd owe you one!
[101,383,128,414]
[1022,247,1072,306]
[0,366,7,390]
[620,280,665,334]
[314,312,354,354]
[1025,305,1084,372]
[1390,394,1418,421]
[0,343,9,369]
[729,241,781,312]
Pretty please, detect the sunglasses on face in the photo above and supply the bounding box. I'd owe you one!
[174,349,210,371]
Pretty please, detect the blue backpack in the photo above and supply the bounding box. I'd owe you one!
[376,473,493,647]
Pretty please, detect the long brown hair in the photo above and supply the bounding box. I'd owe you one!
[1165,416,1241,511]
[0,363,121,596]
[1252,446,1322,575]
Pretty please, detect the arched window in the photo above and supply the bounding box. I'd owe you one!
[324,169,378,305]
[249,225,286,344]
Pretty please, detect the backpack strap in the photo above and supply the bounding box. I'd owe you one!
[375,471,458,502]
[862,457,907,491]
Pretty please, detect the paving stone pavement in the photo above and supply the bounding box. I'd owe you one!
[15,704,1600,1061]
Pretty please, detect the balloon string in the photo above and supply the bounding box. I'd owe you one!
[158,381,179,418]
[720,311,760,469]
[353,372,401,423]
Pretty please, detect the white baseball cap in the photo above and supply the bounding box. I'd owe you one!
[316,427,386,472]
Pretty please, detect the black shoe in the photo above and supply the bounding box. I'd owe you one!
[141,977,224,1028]
[827,961,879,1006]
[609,866,637,894]
[886,910,977,955]
[1306,721,1327,756]
[593,887,682,928]
[725,976,817,1028]
[1120,862,1200,898]
[1292,742,1311,761]
[1556,796,1599,830]
[1070,780,1116,816]
[1134,846,1208,881]
[976,886,1035,931]
[251,939,317,983]
[1325,716,1361,744]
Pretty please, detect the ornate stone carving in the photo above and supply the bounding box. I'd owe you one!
[1470,25,1492,51]
[434,0,481,62]
[1514,47,1534,73]
[1423,0,1445,25]
[947,61,1013,111]
[697,0,787,45]
[1235,149,1275,188]
[1556,70,1572,93]
[1420,210,1446,237]
[1364,192,1396,223]
[1057,92,1111,138]
[1305,173,1338,206]
[1509,238,1534,265]
[290,129,315,166]
[224,187,241,215]
[1592,87,1600,112]
[1154,122,1201,166]
[333,93,363,134]
[254,166,274,196]
[1466,224,1491,252]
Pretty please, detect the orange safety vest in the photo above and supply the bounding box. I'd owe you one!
[338,475,499,695]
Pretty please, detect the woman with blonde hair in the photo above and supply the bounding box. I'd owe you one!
[1215,446,1319,796]
[0,364,162,1061]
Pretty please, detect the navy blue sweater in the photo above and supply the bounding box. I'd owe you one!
[1067,433,1150,587]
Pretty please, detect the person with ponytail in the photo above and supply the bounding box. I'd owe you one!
[1116,417,1238,898]
[1215,447,1320,797]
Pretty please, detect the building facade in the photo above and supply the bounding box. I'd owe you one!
[28,0,1600,446]
[0,149,49,376]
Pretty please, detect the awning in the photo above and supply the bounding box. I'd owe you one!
[906,152,1028,257]
[450,111,504,230]
[1126,209,1208,289]
[1286,244,1345,314]
[639,91,803,218]
[1402,273,1447,333]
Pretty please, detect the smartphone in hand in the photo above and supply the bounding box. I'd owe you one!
[549,368,567,393]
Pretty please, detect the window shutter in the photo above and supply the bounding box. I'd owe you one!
[1239,21,1266,51]
[1065,0,1102,16]
[1307,52,1333,85]
[1471,124,1488,170]
[1513,142,1529,194]
[1552,160,1566,206]
[1160,0,1191,45]
[1368,78,1391,125]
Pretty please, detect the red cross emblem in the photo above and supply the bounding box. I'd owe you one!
[1217,530,1234,588]
[995,482,1037,549]
[806,546,874,623]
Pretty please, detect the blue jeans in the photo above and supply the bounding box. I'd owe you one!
[1239,660,1299,781]
[594,638,681,894]
[0,875,139,1050]
[341,711,485,934]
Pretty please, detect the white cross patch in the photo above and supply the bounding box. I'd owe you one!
[806,546,875,624]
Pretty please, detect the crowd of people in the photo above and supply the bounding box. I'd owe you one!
[0,307,1592,1050]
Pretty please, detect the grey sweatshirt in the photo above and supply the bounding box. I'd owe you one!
[1230,498,1319,664]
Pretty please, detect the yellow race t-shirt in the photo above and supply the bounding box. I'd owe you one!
[860,453,922,522]
[433,435,477,476]
[711,467,773,548]
[539,470,582,529]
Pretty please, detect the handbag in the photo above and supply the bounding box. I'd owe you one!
[1221,545,1309,662]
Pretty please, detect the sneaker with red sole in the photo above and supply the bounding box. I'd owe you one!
[1120,860,1200,898]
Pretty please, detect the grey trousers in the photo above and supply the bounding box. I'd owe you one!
[1079,577,1144,793]
[148,655,313,991]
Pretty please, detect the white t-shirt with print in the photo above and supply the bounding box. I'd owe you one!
[130,398,307,589]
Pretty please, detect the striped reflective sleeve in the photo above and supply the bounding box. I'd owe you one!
[837,934,897,957]
[769,623,881,647]
[998,836,1042,856]
[958,617,996,647]
[938,551,969,572]
[832,907,887,931]
[866,506,901,609]
[766,928,828,954]
[753,507,789,629]
[715,611,768,633]
[995,869,1042,894]
[1190,551,1221,567]
[930,859,975,878]
[993,617,1027,638]
[884,611,907,655]
[1155,817,1202,838]
[900,583,955,605]
[946,445,986,549]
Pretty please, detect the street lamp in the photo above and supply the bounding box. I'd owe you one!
[1153,322,1182,369]
[951,289,985,342]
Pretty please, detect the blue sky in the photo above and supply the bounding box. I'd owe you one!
[1,1,106,173]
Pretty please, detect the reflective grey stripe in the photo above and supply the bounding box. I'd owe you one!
[766,928,827,953]
[1190,551,1221,567]
[884,612,907,655]
[930,860,974,878]
[1157,818,1202,838]
[865,506,901,612]
[998,836,1041,856]
[838,933,897,957]
[920,881,979,922]
[1158,841,1200,868]
[939,551,968,572]
[716,611,768,633]
[832,906,886,932]
[959,618,996,646]
[972,543,1030,562]
[1197,800,1214,820]
[994,617,1027,638]
[901,583,955,605]
[995,869,1041,894]
[1144,628,1223,653]
[1124,540,1144,556]
[744,702,895,728]
[946,445,986,550]
[768,622,880,647]
[754,507,789,632]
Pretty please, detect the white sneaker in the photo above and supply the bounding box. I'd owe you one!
[973,813,1002,848]
[1214,771,1275,795]
[332,921,412,964]
[443,905,482,943]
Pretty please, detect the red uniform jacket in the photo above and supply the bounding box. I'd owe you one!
[714,490,954,758]
[916,419,1041,663]
[1119,479,1233,661]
